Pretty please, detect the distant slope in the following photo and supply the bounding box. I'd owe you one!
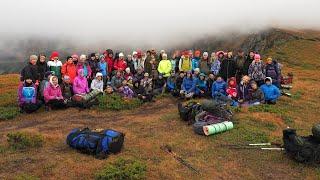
[1,28,320,74]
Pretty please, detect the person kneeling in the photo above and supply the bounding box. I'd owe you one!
[260,77,280,104]
[211,76,227,103]
[44,76,66,111]
[18,77,41,113]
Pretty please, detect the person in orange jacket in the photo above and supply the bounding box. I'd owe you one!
[61,56,77,84]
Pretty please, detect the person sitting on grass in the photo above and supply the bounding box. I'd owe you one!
[90,72,104,92]
[166,71,177,95]
[119,79,134,99]
[226,77,238,106]
[180,71,197,99]
[18,76,41,113]
[39,71,54,103]
[196,73,207,98]
[140,73,153,94]
[73,69,90,95]
[175,71,185,96]
[260,77,281,104]
[61,75,73,100]
[111,70,124,92]
[207,73,215,98]
[133,80,153,102]
[43,76,66,111]
[237,75,251,106]
[248,81,264,105]
[211,76,227,103]
[153,73,166,95]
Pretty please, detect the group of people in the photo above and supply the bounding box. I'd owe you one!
[18,48,281,113]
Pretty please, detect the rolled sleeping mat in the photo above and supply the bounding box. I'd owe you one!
[203,121,234,136]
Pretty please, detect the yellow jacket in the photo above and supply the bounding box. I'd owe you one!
[157,60,172,77]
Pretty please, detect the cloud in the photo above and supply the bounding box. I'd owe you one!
[0,0,319,49]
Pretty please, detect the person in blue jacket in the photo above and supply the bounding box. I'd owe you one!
[180,71,197,99]
[99,55,108,89]
[260,77,281,104]
[166,71,176,93]
[212,76,227,102]
[191,50,201,70]
[196,73,207,97]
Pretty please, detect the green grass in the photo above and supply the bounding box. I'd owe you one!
[98,94,143,111]
[0,106,20,120]
[213,116,270,143]
[7,131,44,150]
[95,158,147,180]
[14,174,40,180]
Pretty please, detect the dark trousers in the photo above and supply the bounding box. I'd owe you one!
[46,99,66,109]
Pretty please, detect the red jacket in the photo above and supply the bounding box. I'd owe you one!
[113,59,127,71]
[61,62,77,83]
[106,57,114,73]
[226,77,237,98]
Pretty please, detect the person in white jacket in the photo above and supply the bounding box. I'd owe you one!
[90,72,104,92]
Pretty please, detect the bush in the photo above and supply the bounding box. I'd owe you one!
[7,131,44,150]
[98,94,143,111]
[95,158,147,180]
[14,174,40,180]
[0,106,19,120]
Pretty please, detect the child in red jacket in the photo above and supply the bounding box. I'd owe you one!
[226,77,238,106]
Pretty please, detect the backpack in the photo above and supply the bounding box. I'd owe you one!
[283,128,320,164]
[66,128,125,159]
[178,102,202,124]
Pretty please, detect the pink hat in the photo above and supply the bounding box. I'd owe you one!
[254,54,261,60]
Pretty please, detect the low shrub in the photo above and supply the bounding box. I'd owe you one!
[14,174,40,180]
[7,131,44,150]
[95,158,147,180]
[0,106,19,120]
[98,94,143,111]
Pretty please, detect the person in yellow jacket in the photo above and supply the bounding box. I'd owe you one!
[157,54,172,78]
[179,51,192,72]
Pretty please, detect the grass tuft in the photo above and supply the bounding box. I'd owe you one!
[7,131,44,150]
[98,94,143,111]
[95,158,147,180]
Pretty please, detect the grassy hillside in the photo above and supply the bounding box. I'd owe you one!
[0,31,320,179]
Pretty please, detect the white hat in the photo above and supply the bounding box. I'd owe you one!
[119,52,124,57]
[96,72,103,77]
[194,68,200,73]
[132,51,137,56]
[203,52,209,56]
[162,53,167,57]
[125,67,130,73]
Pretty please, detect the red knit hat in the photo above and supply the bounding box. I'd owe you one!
[50,51,59,60]
[195,50,201,56]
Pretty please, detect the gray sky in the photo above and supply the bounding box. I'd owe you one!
[0,0,319,48]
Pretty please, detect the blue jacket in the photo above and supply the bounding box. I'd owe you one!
[167,77,175,91]
[99,62,107,77]
[181,77,197,93]
[191,57,200,70]
[260,83,280,101]
[211,80,227,97]
[196,79,207,94]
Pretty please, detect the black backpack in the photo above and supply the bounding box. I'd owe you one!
[66,128,125,159]
[283,128,320,164]
[178,102,202,124]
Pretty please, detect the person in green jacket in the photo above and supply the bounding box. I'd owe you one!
[157,53,172,78]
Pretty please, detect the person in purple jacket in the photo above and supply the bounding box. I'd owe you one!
[18,76,41,113]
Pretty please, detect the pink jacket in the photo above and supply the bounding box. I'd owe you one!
[43,83,63,103]
[73,69,89,94]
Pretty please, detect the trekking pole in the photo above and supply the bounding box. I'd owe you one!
[161,145,200,174]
